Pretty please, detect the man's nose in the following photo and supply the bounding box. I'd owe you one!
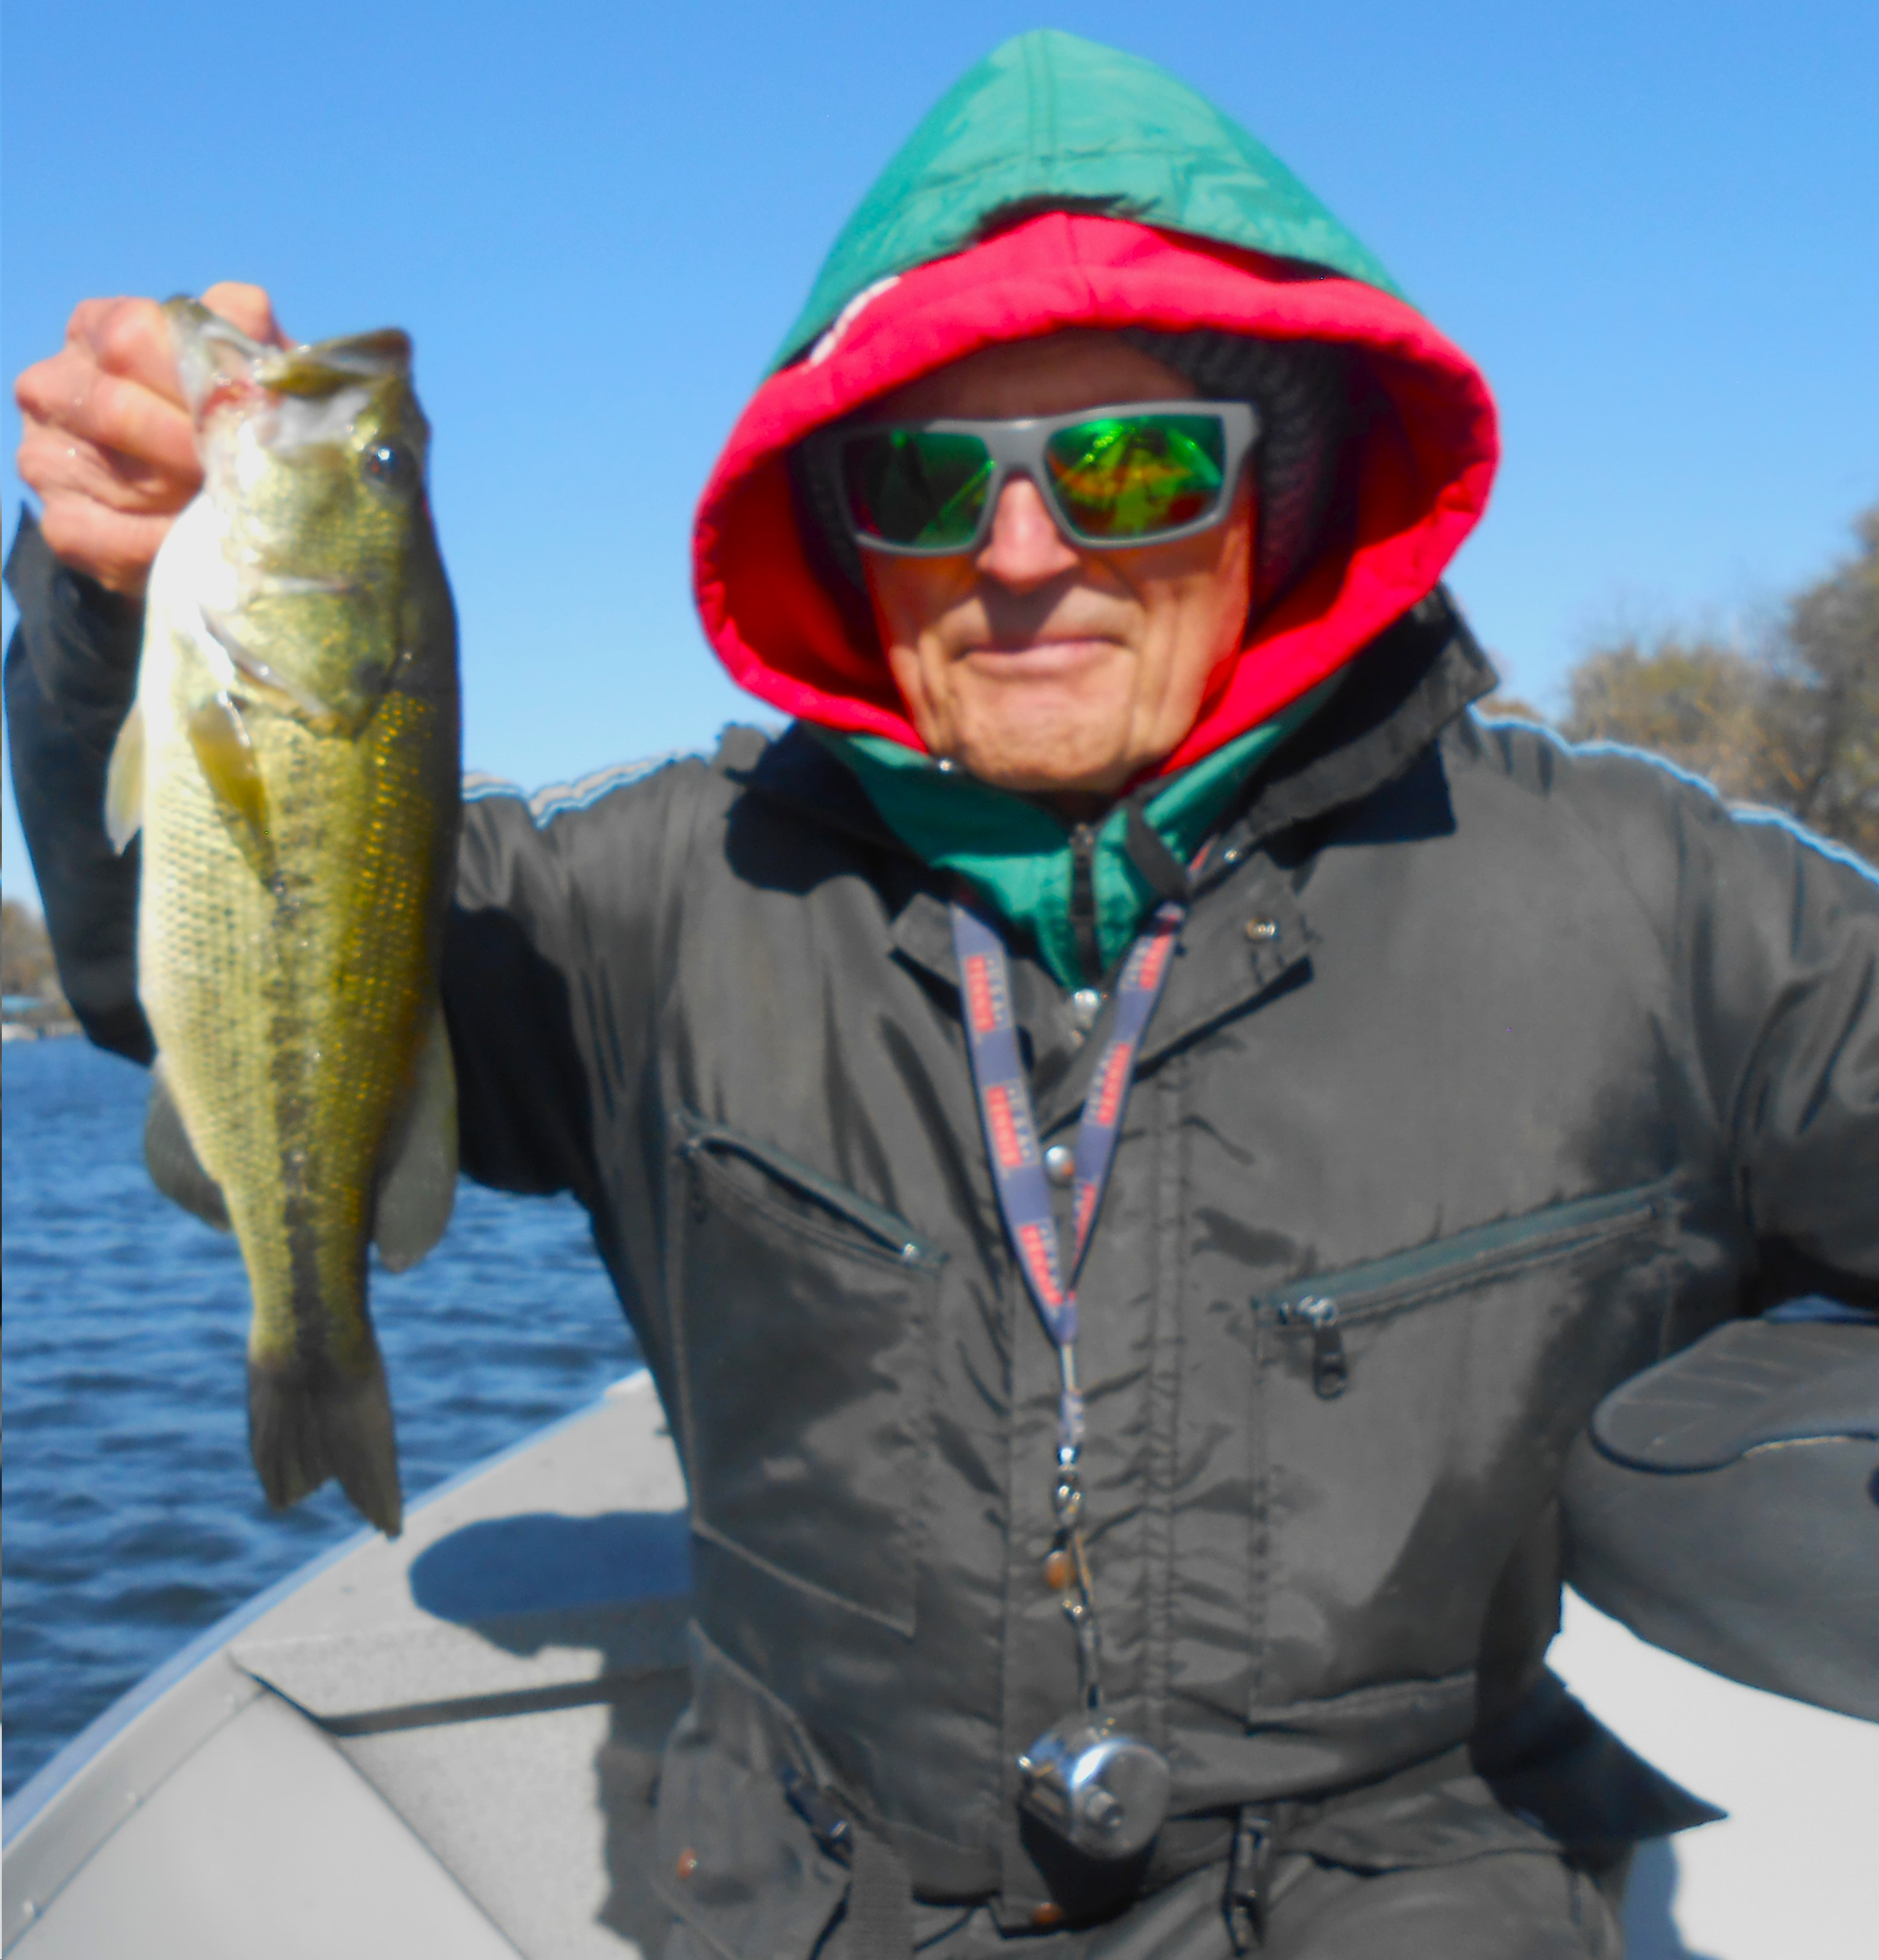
[975,475,1083,590]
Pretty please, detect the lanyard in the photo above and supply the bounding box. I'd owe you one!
[951,881,1191,1708]
[951,891,1189,1434]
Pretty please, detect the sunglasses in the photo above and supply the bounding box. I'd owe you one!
[830,399,1259,556]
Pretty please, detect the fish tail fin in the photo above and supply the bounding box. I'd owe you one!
[248,1357,404,1537]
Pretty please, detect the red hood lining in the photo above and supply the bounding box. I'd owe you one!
[693,213,1499,777]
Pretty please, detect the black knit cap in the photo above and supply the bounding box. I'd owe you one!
[1119,329,1354,608]
[792,330,1357,616]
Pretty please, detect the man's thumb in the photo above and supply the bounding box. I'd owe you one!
[200,281,290,349]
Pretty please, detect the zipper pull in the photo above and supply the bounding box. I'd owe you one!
[779,1764,853,1863]
[1283,1296,1349,1398]
[1225,1812,1271,1953]
[1067,822,1101,984]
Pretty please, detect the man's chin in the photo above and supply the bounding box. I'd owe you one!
[953,729,1142,799]
[934,669,1153,797]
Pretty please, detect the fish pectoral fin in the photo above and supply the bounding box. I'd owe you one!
[249,1356,403,1537]
[143,1063,232,1231]
[372,1003,459,1273]
[186,691,270,852]
[104,702,146,853]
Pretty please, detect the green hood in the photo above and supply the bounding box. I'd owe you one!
[773,29,1404,369]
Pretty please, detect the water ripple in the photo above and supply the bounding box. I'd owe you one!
[2,1036,638,1797]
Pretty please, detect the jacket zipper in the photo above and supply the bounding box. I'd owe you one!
[1262,1177,1676,1399]
[1068,822,1101,985]
[681,1117,942,1268]
[1277,1295,1350,1398]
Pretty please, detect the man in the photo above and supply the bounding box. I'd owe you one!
[10,31,1877,1960]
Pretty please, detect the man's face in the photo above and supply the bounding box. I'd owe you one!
[863,330,1255,801]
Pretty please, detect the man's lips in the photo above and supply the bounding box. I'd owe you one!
[960,636,1121,678]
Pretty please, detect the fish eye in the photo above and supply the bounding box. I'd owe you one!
[361,440,418,497]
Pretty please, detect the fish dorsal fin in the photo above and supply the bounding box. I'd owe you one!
[105,703,146,853]
[144,1061,232,1231]
[372,1003,458,1273]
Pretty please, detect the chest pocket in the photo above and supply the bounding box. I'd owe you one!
[1257,1177,1681,1400]
[670,1111,943,1634]
[1242,1178,1684,1709]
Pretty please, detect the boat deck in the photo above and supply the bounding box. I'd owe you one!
[4,1373,687,1959]
[5,1368,1873,1958]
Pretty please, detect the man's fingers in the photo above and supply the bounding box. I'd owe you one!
[68,298,185,402]
[16,347,200,486]
[17,296,196,473]
[200,281,289,349]
[61,284,287,407]
[18,410,198,516]
[13,281,284,596]
[35,499,176,598]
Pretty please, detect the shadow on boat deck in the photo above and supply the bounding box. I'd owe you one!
[410,1510,693,1623]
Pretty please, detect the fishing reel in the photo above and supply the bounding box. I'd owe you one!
[1016,1714,1171,1860]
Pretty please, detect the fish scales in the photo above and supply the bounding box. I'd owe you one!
[140,676,447,1355]
[115,300,461,1535]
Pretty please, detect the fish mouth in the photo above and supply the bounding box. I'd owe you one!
[261,330,412,394]
[165,297,412,424]
[200,605,356,730]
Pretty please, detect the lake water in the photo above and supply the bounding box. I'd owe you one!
[1,1033,638,1800]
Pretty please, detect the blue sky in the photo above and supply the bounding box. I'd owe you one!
[5,0,1875,905]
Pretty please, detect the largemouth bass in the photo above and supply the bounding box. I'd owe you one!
[106,298,461,1536]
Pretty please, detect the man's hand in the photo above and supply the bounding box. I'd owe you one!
[15,283,287,598]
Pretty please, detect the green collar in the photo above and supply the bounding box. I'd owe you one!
[816,677,1336,987]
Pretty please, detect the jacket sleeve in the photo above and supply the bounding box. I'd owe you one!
[4,508,699,1207]
[1668,780,1879,1306]
[440,757,704,1208]
[4,510,154,1060]
[1558,758,1879,1707]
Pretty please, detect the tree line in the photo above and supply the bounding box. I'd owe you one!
[1484,500,1878,865]
[2,897,64,1007]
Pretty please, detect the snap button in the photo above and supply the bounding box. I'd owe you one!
[675,1848,698,1879]
[1244,916,1280,943]
[1031,1903,1065,1929]
[1068,986,1103,1031]
[1044,1144,1076,1186]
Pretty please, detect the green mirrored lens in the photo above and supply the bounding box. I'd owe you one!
[843,431,994,549]
[1045,415,1227,540]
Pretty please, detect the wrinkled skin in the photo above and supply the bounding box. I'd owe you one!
[15,282,285,596]
[864,329,1258,804]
